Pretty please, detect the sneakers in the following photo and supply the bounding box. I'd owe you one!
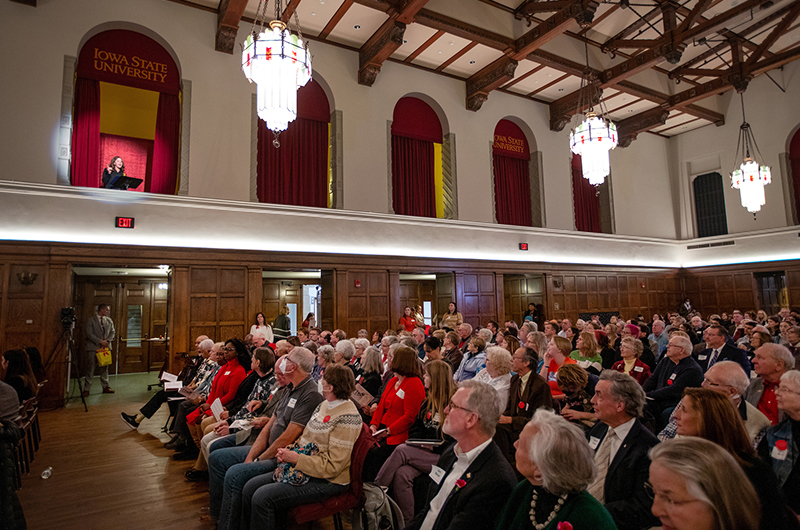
[121,412,140,430]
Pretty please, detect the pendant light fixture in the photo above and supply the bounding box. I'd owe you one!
[242,0,312,147]
[730,92,771,217]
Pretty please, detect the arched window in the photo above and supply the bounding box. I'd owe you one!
[693,172,728,237]
[71,29,181,194]
[390,97,443,218]
[789,128,800,224]
[256,79,330,208]
[493,119,532,226]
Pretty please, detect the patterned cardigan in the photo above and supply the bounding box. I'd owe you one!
[294,400,362,485]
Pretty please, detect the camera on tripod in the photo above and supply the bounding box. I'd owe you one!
[61,307,77,331]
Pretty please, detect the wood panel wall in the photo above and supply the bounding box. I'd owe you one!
[456,272,500,328]
[188,266,249,346]
[338,270,392,336]
[504,274,545,325]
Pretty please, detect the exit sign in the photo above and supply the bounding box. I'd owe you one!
[115,217,135,229]
[519,243,528,251]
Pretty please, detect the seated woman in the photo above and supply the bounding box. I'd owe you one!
[375,360,455,523]
[649,437,761,530]
[556,364,596,432]
[364,346,425,482]
[610,336,651,385]
[352,338,370,375]
[239,364,362,530]
[1,349,38,403]
[23,347,47,384]
[570,331,603,375]
[333,340,357,377]
[313,345,335,384]
[594,330,617,370]
[474,347,513,413]
[495,409,616,530]
[539,336,577,399]
[676,388,791,529]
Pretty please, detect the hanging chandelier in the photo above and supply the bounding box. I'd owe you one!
[242,0,312,147]
[730,92,770,217]
[569,41,617,186]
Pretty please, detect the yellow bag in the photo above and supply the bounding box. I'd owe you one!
[96,347,112,367]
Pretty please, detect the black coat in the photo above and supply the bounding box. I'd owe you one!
[404,441,517,530]
[586,420,660,530]
[503,372,553,433]
[694,343,751,374]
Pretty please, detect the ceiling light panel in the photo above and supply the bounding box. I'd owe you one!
[325,3,387,47]
[499,61,542,89]
[505,66,563,95]
[410,33,472,69]
[650,113,699,133]
[391,24,440,61]
[607,99,658,120]
[533,75,583,101]
[442,44,505,77]
[294,0,346,36]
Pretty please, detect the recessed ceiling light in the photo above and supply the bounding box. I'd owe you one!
[311,12,316,15]
[438,50,442,53]
[449,41,454,45]
[354,24,361,30]
[469,60,476,64]
[558,88,564,91]
[320,0,324,3]
[403,39,408,44]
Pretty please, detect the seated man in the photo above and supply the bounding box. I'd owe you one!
[744,343,795,425]
[587,371,659,530]
[696,324,750,374]
[406,380,517,530]
[207,348,322,529]
[120,335,212,430]
[642,333,703,425]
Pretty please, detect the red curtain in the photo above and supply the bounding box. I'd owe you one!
[70,77,101,188]
[100,134,153,192]
[391,135,435,218]
[790,129,800,222]
[257,117,328,207]
[493,154,532,226]
[572,154,601,232]
[151,93,181,195]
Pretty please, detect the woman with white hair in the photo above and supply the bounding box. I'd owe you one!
[495,409,616,530]
[352,338,370,375]
[474,347,513,414]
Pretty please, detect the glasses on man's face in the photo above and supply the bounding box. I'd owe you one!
[448,400,475,414]
[702,378,727,389]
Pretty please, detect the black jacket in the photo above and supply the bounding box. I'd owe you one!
[694,343,751,374]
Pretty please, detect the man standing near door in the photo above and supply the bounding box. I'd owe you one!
[84,303,115,396]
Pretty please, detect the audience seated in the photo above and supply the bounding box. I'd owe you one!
[0,418,25,529]
[539,336,577,398]
[495,408,617,530]
[570,331,603,375]
[556,364,596,432]
[696,324,751,374]
[745,343,795,426]
[649,437,761,530]
[610,336,651,385]
[473,347,512,412]
[642,333,703,426]
[407,380,517,530]
[453,337,486,383]
[1,349,38,403]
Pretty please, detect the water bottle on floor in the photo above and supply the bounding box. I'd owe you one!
[41,467,52,479]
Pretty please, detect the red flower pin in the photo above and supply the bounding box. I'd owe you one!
[776,440,788,451]
[518,401,525,409]
[323,415,331,423]
[667,379,673,385]
[454,479,466,491]
[557,523,573,530]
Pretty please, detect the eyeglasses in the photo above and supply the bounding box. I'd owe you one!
[776,386,800,395]
[223,346,236,352]
[701,378,728,388]
[644,481,705,507]
[447,400,475,414]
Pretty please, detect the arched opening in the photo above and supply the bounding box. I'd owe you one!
[390,96,443,218]
[789,127,800,224]
[493,119,532,226]
[256,78,331,208]
[572,154,601,233]
[693,172,728,237]
[71,28,181,194]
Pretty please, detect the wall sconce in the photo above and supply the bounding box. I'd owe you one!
[552,278,563,289]
[17,271,38,285]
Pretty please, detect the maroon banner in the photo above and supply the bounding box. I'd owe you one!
[77,30,180,95]
[392,97,443,143]
[493,119,530,160]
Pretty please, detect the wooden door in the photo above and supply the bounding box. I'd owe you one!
[149,281,168,370]
[754,272,787,317]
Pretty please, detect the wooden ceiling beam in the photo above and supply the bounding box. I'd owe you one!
[617,105,671,147]
[744,0,800,67]
[281,0,302,23]
[216,0,249,54]
[466,56,519,110]
[515,0,575,19]
[676,0,714,34]
[513,0,600,59]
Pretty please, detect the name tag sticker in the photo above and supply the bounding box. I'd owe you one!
[698,355,708,361]
[397,389,405,399]
[589,436,601,450]
[432,413,440,423]
[288,398,297,408]
[225,371,231,375]
[772,446,788,461]
[634,366,644,372]
[669,373,677,380]
[430,465,446,485]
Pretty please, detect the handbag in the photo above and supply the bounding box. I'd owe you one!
[273,442,319,486]
[95,347,112,367]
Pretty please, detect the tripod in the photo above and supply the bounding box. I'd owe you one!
[44,318,88,412]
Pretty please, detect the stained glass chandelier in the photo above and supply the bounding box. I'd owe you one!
[730,92,771,216]
[242,0,312,147]
[569,41,617,186]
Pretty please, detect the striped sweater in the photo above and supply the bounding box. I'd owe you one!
[294,400,362,485]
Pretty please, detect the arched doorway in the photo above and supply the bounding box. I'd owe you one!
[493,119,533,226]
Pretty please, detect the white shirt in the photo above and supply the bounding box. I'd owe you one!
[607,417,636,462]
[420,438,493,530]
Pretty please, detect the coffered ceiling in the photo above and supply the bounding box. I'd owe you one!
[186,0,800,144]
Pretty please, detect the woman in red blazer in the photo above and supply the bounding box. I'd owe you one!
[364,345,425,481]
[611,336,651,385]
[186,338,249,423]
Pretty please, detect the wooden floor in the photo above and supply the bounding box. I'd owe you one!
[17,373,350,530]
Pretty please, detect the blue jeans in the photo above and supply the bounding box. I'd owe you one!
[208,445,276,529]
[242,473,348,530]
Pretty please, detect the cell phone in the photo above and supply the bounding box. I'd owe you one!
[373,428,387,437]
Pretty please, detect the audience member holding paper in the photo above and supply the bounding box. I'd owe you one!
[120,336,214,430]
[184,347,278,481]
[174,339,250,461]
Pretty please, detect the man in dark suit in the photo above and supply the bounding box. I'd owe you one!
[587,371,659,530]
[493,346,553,468]
[642,334,703,426]
[83,303,115,396]
[405,379,517,530]
[696,324,751,374]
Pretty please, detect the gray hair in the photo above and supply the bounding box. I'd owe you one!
[671,335,693,357]
[649,438,761,530]
[400,337,417,350]
[362,346,383,375]
[252,331,266,341]
[354,338,370,350]
[317,345,335,364]
[599,370,646,418]
[759,343,795,370]
[485,346,512,376]
[781,370,800,390]
[529,331,548,354]
[478,328,493,343]
[288,347,315,372]
[522,321,538,334]
[382,335,399,346]
[199,339,214,352]
[707,361,750,396]
[459,379,502,437]
[459,323,473,335]
[335,340,356,361]
[526,409,597,495]
[620,336,643,357]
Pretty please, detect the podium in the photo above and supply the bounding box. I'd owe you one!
[107,176,143,190]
